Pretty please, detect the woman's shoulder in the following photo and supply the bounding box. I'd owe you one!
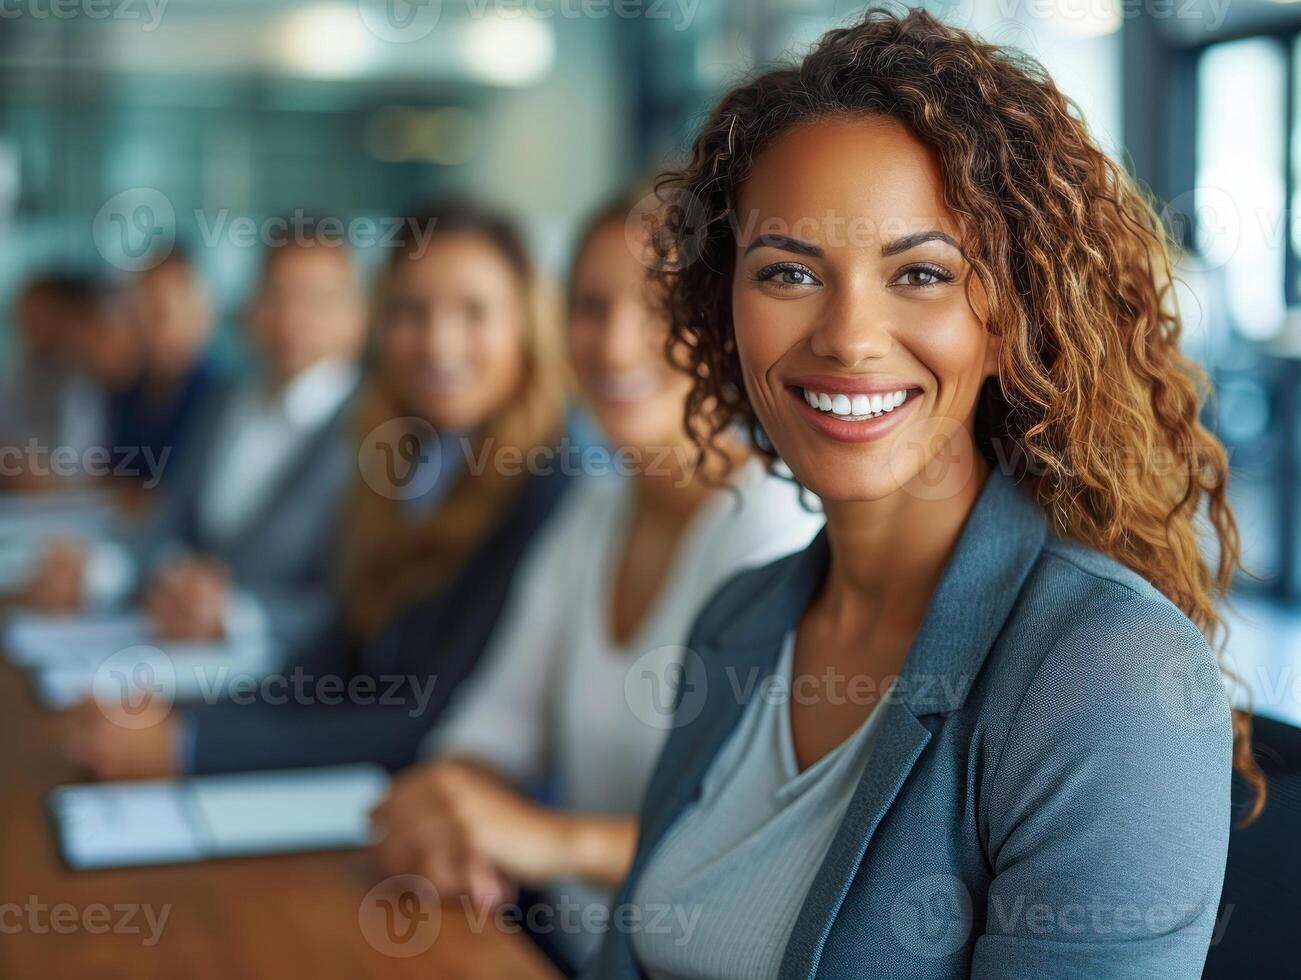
[716,457,824,535]
[1028,532,1211,657]
[982,531,1229,766]
[506,471,628,573]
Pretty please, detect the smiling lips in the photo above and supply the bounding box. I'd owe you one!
[787,380,923,443]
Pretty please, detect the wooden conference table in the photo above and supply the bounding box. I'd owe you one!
[0,660,559,980]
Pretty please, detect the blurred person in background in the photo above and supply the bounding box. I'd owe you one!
[106,249,227,495]
[0,275,82,467]
[370,191,825,977]
[0,273,142,491]
[26,231,366,658]
[60,200,580,785]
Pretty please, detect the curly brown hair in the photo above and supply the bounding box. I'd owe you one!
[652,6,1263,820]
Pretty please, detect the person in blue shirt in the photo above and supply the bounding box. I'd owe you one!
[107,248,227,491]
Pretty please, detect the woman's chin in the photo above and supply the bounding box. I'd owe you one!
[794,475,907,505]
[396,394,479,435]
[591,411,678,455]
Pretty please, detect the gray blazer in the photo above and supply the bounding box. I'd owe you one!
[124,377,359,658]
[587,466,1233,979]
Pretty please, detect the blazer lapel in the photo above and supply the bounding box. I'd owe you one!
[779,467,1048,979]
[636,530,833,865]
[779,701,932,979]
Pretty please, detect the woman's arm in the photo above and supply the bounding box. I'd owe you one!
[974,598,1233,978]
[376,756,637,890]
[419,483,589,785]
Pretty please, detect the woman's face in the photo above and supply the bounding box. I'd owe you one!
[732,116,998,504]
[382,231,528,431]
[569,220,692,452]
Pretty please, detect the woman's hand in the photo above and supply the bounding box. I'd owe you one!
[61,699,179,780]
[372,758,641,906]
[144,557,230,640]
[370,759,574,907]
[23,540,88,612]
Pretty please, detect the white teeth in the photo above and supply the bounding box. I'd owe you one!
[800,386,913,421]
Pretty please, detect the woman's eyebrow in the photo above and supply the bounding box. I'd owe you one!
[881,230,961,256]
[742,233,822,257]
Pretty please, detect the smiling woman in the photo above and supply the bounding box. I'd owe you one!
[730,116,998,504]
[584,8,1260,980]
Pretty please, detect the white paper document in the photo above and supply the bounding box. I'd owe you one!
[4,609,279,707]
[49,765,390,870]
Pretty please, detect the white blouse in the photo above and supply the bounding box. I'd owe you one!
[425,458,824,966]
[629,633,892,980]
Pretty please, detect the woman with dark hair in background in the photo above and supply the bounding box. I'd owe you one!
[61,200,579,780]
[588,10,1257,980]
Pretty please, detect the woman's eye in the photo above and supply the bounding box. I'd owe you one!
[893,265,955,289]
[756,263,820,288]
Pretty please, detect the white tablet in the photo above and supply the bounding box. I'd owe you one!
[49,764,390,870]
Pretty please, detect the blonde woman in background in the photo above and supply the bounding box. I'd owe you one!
[372,191,825,976]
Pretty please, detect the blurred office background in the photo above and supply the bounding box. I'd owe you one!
[2,0,1301,614]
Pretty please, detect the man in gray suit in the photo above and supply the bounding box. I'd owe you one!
[25,236,367,660]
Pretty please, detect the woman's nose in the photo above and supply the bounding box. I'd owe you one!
[808,284,893,367]
[597,299,652,371]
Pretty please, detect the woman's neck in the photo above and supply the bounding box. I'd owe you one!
[815,453,990,640]
[628,434,746,521]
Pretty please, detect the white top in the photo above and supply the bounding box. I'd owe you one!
[630,634,892,980]
[425,459,824,967]
[197,357,359,544]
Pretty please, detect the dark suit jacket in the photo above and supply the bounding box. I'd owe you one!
[183,459,576,774]
[587,465,1232,980]
[107,356,227,484]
